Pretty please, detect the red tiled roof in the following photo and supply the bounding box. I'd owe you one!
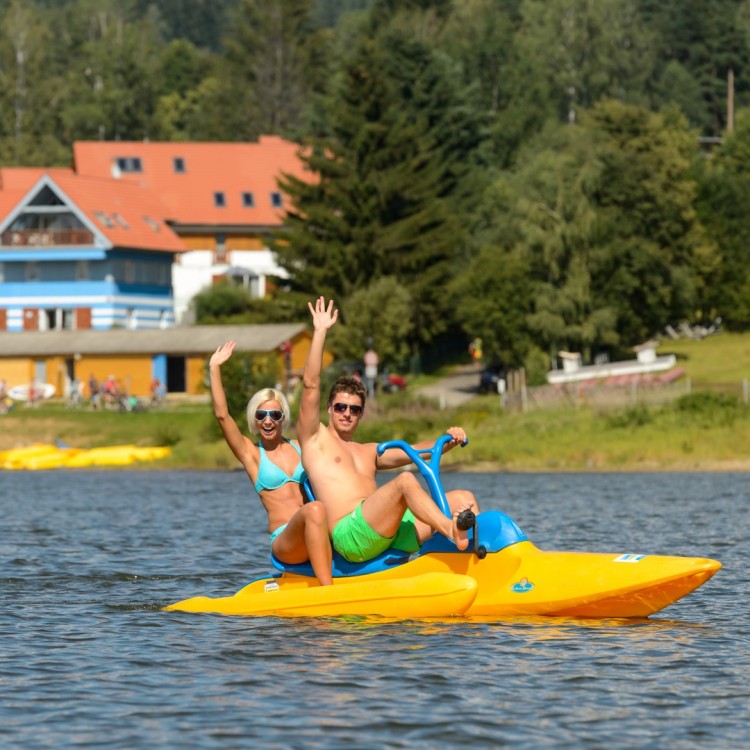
[0,167,184,252]
[72,136,311,227]
[0,168,73,219]
[0,167,74,190]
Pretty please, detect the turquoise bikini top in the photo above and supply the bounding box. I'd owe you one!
[254,440,307,493]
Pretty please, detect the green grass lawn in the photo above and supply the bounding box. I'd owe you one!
[661,331,750,384]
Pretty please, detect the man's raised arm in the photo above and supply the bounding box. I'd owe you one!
[296,297,338,445]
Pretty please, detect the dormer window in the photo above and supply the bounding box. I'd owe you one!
[242,192,255,207]
[94,211,115,228]
[173,157,185,173]
[270,192,283,208]
[115,157,142,173]
[214,192,226,208]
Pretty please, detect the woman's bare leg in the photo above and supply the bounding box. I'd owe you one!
[273,503,333,585]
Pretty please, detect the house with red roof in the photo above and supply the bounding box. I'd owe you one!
[0,136,313,397]
[0,167,183,333]
[72,135,309,322]
[0,135,310,332]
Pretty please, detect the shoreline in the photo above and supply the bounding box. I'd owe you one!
[440,459,750,474]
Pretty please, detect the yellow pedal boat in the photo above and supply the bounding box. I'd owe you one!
[166,436,721,620]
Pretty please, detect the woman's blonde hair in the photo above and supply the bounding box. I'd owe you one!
[246,388,291,435]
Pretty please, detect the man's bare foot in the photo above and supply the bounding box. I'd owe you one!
[450,506,471,550]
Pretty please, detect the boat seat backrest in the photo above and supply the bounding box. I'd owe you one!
[271,547,410,578]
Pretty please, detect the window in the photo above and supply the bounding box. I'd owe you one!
[215,233,227,263]
[270,192,283,208]
[75,261,89,280]
[0,262,4,282]
[42,309,56,331]
[242,192,255,207]
[124,260,135,283]
[94,211,115,228]
[26,261,40,281]
[116,157,143,173]
[214,192,226,208]
[113,213,129,229]
[173,157,186,173]
[29,186,65,206]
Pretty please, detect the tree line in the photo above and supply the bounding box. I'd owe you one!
[5,0,750,381]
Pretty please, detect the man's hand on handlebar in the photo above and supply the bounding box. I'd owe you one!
[443,426,468,451]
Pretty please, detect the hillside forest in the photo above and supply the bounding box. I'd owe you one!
[3,0,750,381]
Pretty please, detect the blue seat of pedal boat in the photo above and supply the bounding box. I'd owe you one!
[273,480,527,577]
[271,547,410,578]
[274,478,411,577]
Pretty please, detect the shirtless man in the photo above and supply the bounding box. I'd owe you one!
[297,296,479,564]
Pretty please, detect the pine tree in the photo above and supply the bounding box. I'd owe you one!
[274,15,485,350]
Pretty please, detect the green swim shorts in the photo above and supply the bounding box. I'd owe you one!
[331,502,420,563]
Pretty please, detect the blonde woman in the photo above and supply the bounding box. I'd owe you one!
[209,341,332,585]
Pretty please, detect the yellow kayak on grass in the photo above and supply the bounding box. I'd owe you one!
[1,443,171,469]
[16,448,82,471]
[64,445,140,467]
[65,444,172,467]
[165,572,478,619]
[0,443,59,469]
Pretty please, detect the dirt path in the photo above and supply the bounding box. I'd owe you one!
[415,364,482,408]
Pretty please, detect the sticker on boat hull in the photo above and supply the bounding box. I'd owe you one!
[511,578,534,593]
[614,554,646,563]
[264,581,280,592]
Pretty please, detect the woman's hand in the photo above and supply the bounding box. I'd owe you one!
[210,341,236,368]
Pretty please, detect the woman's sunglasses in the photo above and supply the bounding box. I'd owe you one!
[254,409,284,422]
[332,402,363,416]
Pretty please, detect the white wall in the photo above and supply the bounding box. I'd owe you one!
[171,248,289,324]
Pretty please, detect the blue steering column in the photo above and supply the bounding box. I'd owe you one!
[376,433,460,519]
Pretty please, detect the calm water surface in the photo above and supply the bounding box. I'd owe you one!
[1,469,747,749]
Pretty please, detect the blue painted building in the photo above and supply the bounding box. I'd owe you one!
[0,169,185,332]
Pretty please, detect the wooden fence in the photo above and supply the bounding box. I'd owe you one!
[499,375,750,413]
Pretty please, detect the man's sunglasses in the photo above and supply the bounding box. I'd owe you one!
[254,409,284,422]
[332,402,363,416]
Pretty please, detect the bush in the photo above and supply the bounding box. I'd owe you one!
[672,391,740,427]
[606,406,653,429]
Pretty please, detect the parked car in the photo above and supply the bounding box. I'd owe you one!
[380,372,407,393]
[478,361,506,394]
[324,362,407,394]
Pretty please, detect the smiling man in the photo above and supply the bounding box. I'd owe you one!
[296,296,478,564]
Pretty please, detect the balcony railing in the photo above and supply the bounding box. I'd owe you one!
[1,228,95,247]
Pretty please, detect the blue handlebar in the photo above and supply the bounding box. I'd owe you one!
[376,434,467,518]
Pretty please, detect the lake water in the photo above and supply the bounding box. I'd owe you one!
[1,469,747,749]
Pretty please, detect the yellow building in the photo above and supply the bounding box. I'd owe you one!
[0,323,328,399]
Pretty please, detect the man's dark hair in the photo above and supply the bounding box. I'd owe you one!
[328,376,366,408]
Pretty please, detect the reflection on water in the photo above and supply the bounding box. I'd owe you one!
[1,469,747,749]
